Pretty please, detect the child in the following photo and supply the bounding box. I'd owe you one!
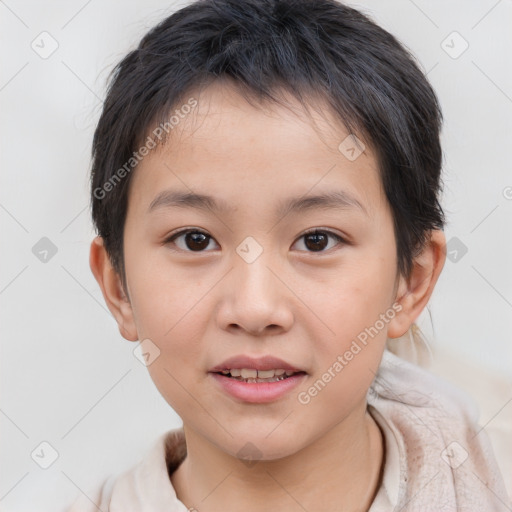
[69,0,510,510]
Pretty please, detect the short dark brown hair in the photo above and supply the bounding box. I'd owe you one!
[90,0,445,289]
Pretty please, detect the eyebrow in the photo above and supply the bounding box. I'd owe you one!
[147,189,369,218]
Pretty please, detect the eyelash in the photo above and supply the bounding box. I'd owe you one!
[163,228,347,254]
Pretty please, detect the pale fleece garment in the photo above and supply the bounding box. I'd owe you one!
[67,350,511,511]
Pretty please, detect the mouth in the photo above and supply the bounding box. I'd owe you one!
[208,367,308,403]
[212,368,307,383]
[208,355,308,402]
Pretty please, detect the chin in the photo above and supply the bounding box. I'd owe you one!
[219,427,308,463]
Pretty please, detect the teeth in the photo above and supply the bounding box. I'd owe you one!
[240,369,257,379]
[256,370,275,378]
[219,368,298,379]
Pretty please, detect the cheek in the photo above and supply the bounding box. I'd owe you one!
[311,251,396,346]
[125,241,205,337]
[301,244,396,403]
[297,274,393,422]
[124,246,214,415]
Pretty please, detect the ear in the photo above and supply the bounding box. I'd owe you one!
[387,230,446,339]
[89,236,138,342]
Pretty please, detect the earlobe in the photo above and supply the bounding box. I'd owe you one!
[89,236,139,342]
[387,230,446,339]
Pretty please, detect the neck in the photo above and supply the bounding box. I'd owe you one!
[171,404,384,512]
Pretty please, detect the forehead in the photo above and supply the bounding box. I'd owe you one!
[165,80,364,159]
[128,81,386,220]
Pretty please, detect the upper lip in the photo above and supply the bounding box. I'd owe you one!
[209,355,306,373]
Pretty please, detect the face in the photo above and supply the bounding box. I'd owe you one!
[120,81,402,459]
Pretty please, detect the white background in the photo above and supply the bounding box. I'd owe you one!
[1,1,511,510]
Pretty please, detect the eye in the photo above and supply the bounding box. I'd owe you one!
[164,228,219,252]
[163,228,346,254]
[292,229,346,253]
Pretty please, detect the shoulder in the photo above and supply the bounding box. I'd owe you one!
[65,428,187,512]
[370,349,479,418]
[368,350,511,511]
[66,473,116,512]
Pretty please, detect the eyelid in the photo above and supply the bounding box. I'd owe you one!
[300,227,347,242]
[165,226,209,239]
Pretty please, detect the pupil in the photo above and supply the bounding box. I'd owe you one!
[186,232,209,251]
[305,232,327,251]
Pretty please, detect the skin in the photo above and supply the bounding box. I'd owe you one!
[90,80,446,511]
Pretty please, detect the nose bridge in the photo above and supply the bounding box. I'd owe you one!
[218,238,292,334]
[233,239,279,304]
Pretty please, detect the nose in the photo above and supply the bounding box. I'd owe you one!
[215,249,294,336]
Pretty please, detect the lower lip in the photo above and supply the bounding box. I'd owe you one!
[209,372,307,403]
